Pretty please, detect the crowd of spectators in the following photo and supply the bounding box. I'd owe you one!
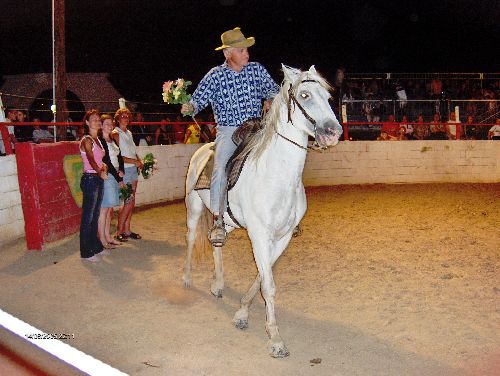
[1,73,499,154]
[0,109,217,155]
[333,69,499,130]
[329,69,499,141]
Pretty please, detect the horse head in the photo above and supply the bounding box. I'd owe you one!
[282,64,343,148]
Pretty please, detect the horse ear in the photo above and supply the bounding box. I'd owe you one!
[282,64,300,82]
[308,65,317,74]
[281,64,293,81]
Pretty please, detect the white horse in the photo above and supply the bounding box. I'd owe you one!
[183,64,343,357]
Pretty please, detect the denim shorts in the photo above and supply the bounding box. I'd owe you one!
[123,166,139,184]
[101,175,119,208]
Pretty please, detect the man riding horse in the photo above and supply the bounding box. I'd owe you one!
[181,27,279,246]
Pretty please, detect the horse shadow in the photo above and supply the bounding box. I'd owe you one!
[189,286,456,375]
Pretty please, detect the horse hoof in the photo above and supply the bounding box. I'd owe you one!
[182,279,192,288]
[211,289,223,298]
[234,319,248,330]
[269,342,289,358]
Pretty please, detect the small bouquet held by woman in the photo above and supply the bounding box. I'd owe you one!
[119,183,134,204]
[141,152,157,179]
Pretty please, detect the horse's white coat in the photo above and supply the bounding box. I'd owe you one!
[183,65,343,357]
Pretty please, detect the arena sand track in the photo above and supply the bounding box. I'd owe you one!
[0,183,498,376]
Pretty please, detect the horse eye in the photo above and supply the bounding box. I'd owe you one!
[300,92,309,99]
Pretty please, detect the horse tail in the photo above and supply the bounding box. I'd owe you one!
[185,143,215,264]
[193,202,213,262]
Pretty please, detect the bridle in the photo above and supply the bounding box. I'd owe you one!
[277,79,328,151]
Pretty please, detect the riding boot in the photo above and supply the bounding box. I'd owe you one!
[208,216,227,247]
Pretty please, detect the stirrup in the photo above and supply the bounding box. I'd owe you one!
[208,220,227,247]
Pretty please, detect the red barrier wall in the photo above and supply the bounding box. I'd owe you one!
[16,142,81,250]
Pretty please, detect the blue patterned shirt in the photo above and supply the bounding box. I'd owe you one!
[190,62,279,127]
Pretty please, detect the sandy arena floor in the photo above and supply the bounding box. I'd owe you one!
[0,183,499,376]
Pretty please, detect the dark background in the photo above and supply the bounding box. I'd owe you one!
[1,0,499,104]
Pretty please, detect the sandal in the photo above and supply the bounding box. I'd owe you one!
[126,232,142,240]
[103,243,116,250]
[115,234,128,242]
[108,240,122,246]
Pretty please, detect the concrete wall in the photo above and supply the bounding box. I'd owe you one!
[0,140,498,245]
[0,155,24,244]
[135,144,201,206]
[303,140,500,186]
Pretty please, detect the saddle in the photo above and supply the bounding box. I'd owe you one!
[226,118,262,190]
[194,118,262,191]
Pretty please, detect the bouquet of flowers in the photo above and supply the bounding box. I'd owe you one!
[119,183,134,204]
[141,153,157,179]
[162,78,193,115]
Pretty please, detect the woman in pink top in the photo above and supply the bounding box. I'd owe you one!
[79,109,108,262]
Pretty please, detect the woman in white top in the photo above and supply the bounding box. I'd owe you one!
[111,109,143,241]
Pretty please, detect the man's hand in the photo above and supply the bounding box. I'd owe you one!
[263,99,273,113]
[181,103,194,115]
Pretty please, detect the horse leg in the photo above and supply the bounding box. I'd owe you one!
[211,244,224,297]
[182,191,204,287]
[251,235,291,358]
[233,274,261,329]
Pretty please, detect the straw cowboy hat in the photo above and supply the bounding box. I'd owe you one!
[215,27,255,51]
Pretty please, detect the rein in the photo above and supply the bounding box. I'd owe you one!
[277,79,327,151]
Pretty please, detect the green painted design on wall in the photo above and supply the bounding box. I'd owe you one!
[63,154,83,208]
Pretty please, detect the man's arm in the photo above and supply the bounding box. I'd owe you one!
[181,68,217,116]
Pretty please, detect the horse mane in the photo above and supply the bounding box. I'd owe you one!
[243,67,332,161]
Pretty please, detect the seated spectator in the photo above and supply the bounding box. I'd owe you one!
[488,118,500,140]
[446,112,461,140]
[172,115,186,144]
[0,108,18,154]
[184,117,210,144]
[377,130,397,141]
[464,115,477,140]
[131,112,152,146]
[32,118,54,143]
[155,117,174,145]
[380,114,399,138]
[428,113,447,140]
[413,114,431,140]
[400,115,413,139]
[363,94,375,122]
[14,110,33,142]
[397,126,408,140]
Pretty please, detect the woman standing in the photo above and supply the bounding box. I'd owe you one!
[112,109,143,241]
[98,114,125,248]
[79,110,107,262]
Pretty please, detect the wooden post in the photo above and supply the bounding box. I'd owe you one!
[54,0,68,140]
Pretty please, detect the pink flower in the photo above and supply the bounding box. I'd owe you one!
[163,81,173,93]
